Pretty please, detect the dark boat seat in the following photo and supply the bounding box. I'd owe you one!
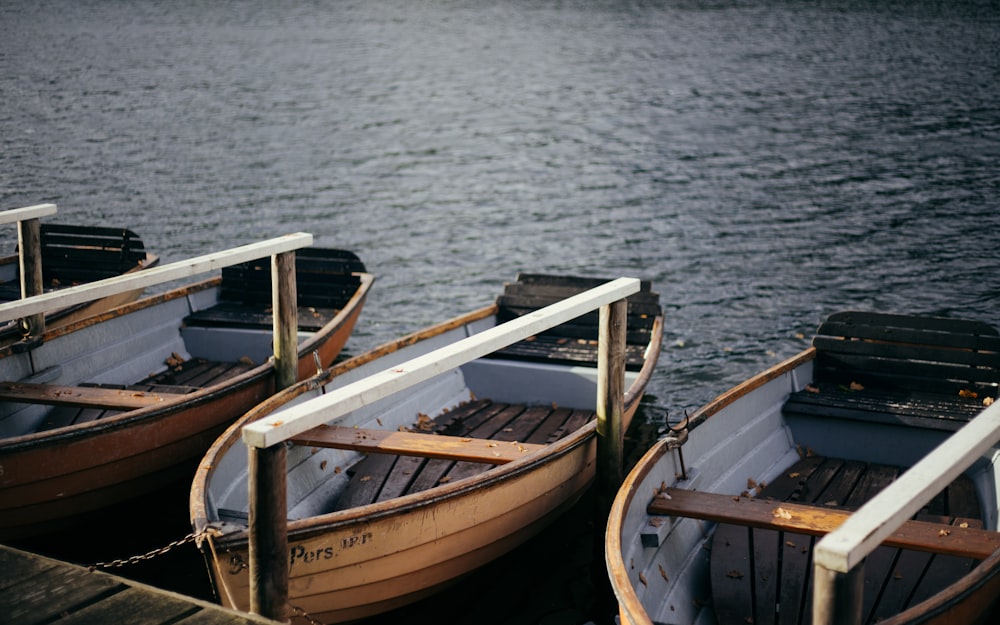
[783,311,1000,431]
[183,248,366,332]
[489,273,661,371]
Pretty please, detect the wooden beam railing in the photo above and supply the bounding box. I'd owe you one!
[240,276,641,621]
[812,399,1000,625]
[2,203,59,336]
[0,231,312,324]
[0,230,312,393]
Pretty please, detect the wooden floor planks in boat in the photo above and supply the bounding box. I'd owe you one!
[710,456,983,625]
[334,399,596,510]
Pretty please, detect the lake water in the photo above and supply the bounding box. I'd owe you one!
[3,0,999,623]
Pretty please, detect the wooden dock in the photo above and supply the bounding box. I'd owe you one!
[0,544,278,625]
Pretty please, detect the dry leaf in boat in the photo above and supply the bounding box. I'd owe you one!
[773,507,793,520]
[360,476,371,482]
[319,461,327,470]
[659,564,669,581]
[165,352,184,367]
[960,522,969,528]
[727,570,743,579]
[985,397,994,406]
[649,517,665,528]
[747,477,757,490]
[789,472,800,479]
[805,384,820,394]
[439,476,451,484]
[939,529,951,537]
[238,356,254,366]
[334,466,342,474]
[786,541,796,548]
[414,413,433,431]
[376,418,383,426]
[639,572,648,586]
[850,381,864,391]
[960,389,979,399]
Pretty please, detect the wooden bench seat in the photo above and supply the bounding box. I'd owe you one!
[649,487,998,561]
[683,455,990,625]
[0,381,186,410]
[291,425,545,465]
[489,273,661,370]
[783,311,1000,430]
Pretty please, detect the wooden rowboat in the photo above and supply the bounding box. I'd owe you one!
[190,273,663,624]
[607,311,1000,625]
[0,223,159,341]
[0,245,372,541]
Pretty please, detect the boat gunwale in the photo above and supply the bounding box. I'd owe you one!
[0,270,374,452]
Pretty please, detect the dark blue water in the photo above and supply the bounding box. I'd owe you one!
[3,0,999,622]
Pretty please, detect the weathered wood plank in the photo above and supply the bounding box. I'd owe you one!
[650,489,1000,560]
[0,232,313,323]
[0,381,185,409]
[291,425,544,465]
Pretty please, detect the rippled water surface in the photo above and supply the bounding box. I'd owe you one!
[3,0,999,622]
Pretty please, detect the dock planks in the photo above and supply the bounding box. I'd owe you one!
[0,544,277,625]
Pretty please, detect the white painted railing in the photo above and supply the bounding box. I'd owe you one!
[242,276,640,448]
[812,399,1000,625]
[0,232,314,324]
[0,203,57,225]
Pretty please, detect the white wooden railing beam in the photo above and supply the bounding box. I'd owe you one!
[241,277,641,449]
[812,399,1000,625]
[0,232,314,324]
[0,203,57,225]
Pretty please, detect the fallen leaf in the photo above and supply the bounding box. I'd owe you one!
[960,389,979,399]
[639,572,648,586]
[939,529,951,537]
[850,381,864,391]
[726,570,744,579]
[773,507,792,520]
[984,397,994,406]
[805,384,820,394]
[659,564,669,581]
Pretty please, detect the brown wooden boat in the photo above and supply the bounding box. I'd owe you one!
[190,273,663,624]
[0,223,159,341]
[0,246,372,541]
[606,311,1000,625]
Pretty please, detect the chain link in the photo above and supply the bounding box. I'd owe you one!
[88,529,208,570]
[88,528,330,625]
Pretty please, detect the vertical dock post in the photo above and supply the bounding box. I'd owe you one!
[14,205,57,337]
[272,250,298,391]
[247,250,298,622]
[596,297,628,511]
[248,443,289,623]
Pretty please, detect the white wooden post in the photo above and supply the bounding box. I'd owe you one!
[1,204,58,337]
[812,400,1000,625]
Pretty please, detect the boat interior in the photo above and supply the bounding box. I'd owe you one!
[642,311,1000,625]
[0,248,368,438]
[209,274,661,526]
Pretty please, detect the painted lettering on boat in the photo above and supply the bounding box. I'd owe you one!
[341,531,373,549]
[289,544,334,566]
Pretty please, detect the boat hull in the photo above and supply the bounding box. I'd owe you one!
[606,348,1000,625]
[192,275,663,623]
[0,268,372,541]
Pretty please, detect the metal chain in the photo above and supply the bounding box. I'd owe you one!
[92,527,330,625]
[88,530,207,570]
